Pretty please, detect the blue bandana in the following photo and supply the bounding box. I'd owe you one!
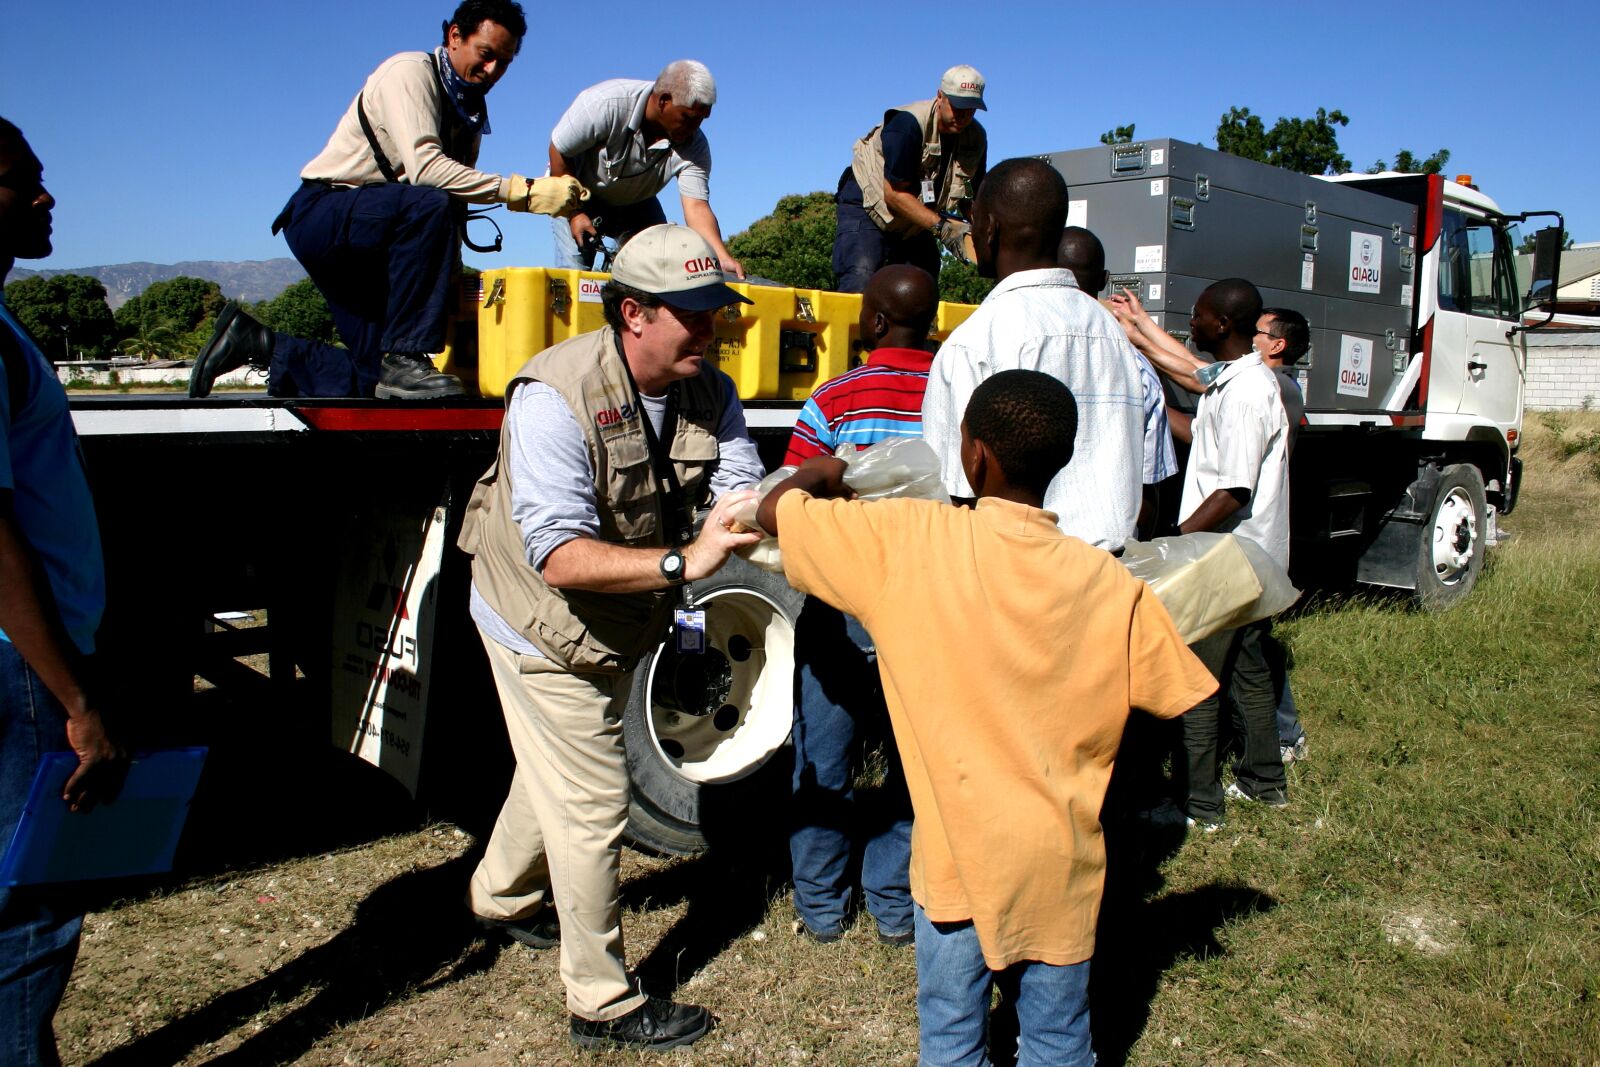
[435,46,491,135]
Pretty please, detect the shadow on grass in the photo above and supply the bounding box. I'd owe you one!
[1089,852,1279,1067]
[85,850,501,1067]
[620,755,795,998]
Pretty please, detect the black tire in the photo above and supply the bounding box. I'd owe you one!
[1414,463,1487,611]
[623,553,803,856]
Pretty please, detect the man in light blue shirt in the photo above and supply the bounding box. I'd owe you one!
[0,116,125,1067]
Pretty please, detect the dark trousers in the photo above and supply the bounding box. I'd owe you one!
[789,598,913,936]
[831,199,941,293]
[271,181,458,397]
[1180,619,1287,822]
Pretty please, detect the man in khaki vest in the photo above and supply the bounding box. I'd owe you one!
[459,223,765,1050]
[832,65,989,293]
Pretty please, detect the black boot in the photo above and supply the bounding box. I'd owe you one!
[188,302,274,397]
[375,352,465,399]
[569,997,711,1050]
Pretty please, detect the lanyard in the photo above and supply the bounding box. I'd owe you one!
[614,331,695,545]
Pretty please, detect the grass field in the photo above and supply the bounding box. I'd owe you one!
[55,413,1600,1066]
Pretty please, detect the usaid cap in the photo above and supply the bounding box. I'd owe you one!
[609,224,752,312]
[939,65,987,111]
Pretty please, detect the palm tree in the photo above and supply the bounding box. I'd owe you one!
[118,322,181,361]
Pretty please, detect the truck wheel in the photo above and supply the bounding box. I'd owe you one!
[623,554,802,855]
[1415,463,1487,610]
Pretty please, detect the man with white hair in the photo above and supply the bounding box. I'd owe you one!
[547,61,744,276]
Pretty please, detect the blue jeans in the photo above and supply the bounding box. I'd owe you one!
[832,197,940,294]
[0,642,84,1067]
[914,906,1095,1067]
[272,180,460,396]
[789,599,912,936]
[550,196,668,269]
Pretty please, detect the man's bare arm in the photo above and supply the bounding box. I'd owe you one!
[0,500,123,810]
[541,491,761,591]
[681,197,744,279]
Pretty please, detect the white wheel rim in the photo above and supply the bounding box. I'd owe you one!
[642,587,795,784]
[1431,487,1478,586]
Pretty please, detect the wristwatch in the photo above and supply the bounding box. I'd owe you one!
[659,548,686,585]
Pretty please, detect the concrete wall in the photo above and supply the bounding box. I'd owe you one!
[55,364,257,389]
[1526,332,1600,411]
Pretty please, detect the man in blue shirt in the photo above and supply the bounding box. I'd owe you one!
[0,116,126,1067]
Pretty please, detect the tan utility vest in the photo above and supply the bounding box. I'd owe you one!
[851,98,986,237]
[459,328,727,673]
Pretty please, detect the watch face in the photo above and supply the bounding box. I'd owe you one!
[662,551,684,579]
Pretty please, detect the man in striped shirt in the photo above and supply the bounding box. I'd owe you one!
[783,265,937,945]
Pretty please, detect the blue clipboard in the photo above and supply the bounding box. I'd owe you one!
[0,747,208,886]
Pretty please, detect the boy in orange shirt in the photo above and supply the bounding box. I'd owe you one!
[757,370,1215,1065]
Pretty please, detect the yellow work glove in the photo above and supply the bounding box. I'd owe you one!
[507,174,588,217]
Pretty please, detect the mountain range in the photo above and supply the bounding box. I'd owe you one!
[8,259,307,310]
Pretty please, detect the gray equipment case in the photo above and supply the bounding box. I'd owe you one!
[1040,139,1419,415]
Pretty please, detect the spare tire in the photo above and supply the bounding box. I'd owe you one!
[622,553,803,855]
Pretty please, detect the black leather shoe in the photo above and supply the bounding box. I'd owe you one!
[569,996,711,1051]
[188,301,274,397]
[374,352,465,399]
[474,910,559,950]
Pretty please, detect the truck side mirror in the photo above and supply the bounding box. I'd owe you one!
[1526,226,1563,308]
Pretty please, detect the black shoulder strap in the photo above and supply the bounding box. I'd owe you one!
[356,92,401,184]
[357,56,464,184]
[0,315,34,417]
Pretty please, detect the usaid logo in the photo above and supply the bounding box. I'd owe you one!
[1338,334,1372,397]
[1348,231,1383,293]
[683,256,722,279]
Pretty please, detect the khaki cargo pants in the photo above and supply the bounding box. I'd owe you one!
[468,631,648,1022]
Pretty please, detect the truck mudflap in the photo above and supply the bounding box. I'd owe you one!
[1357,461,1490,609]
[1356,465,1438,590]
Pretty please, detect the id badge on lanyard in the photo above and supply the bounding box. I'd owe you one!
[921,178,936,205]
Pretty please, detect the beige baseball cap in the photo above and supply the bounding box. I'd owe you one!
[609,224,751,312]
[939,65,987,111]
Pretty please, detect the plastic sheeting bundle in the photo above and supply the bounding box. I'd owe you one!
[729,438,947,574]
[1120,533,1300,644]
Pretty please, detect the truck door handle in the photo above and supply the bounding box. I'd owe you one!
[1467,360,1488,371]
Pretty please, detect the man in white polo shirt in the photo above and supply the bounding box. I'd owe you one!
[547,61,744,277]
[1170,278,1291,830]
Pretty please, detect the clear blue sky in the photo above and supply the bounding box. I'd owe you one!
[7,0,1597,273]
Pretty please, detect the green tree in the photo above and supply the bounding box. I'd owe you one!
[937,255,994,305]
[114,276,225,340]
[1216,105,1351,174]
[117,322,181,361]
[254,278,340,346]
[1518,229,1575,253]
[726,191,836,290]
[1366,148,1452,175]
[2,274,118,359]
[1100,124,1137,145]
